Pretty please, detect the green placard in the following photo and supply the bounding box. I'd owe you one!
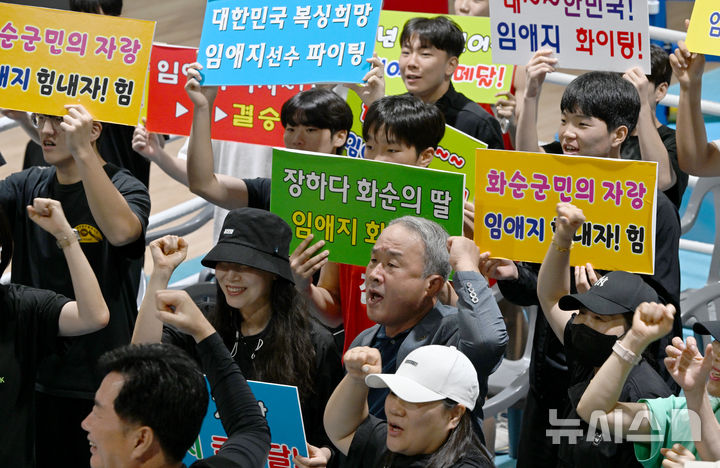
[345,89,486,202]
[270,148,465,266]
[377,11,513,104]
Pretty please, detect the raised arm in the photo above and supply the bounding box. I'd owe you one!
[132,119,189,186]
[1,109,41,144]
[622,67,675,190]
[324,346,381,455]
[27,198,109,336]
[185,63,251,209]
[448,237,508,375]
[671,39,720,176]
[576,302,675,436]
[64,104,144,246]
[664,335,720,460]
[131,235,188,344]
[516,49,557,153]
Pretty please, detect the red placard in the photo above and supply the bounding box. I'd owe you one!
[146,44,309,146]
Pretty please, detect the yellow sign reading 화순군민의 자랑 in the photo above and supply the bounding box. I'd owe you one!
[0,3,155,125]
[474,149,658,274]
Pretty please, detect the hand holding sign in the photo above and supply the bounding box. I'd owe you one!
[62,105,101,162]
[185,63,219,109]
[345,53,386,106]
[524,49,557,100]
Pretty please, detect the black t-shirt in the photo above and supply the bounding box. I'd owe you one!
[345,416,493,468]
[434,83,505,150]
[0,164,150,397]
[163,316,342,450]
[22,123,151,188]
[620,125,687,209]
[0,284,70,467]
[244,177,271,211]
[557,316,673,468]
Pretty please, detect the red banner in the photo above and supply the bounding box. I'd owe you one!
[146,44,310,146]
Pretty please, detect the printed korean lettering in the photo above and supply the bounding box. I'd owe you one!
[354,3,374,27]
[378,182,400,211]
[519,23,538,51]
[710,11,720,38]
[357,178,379,207]
[602,180,623,206]
[313,5,332,28]
[626,224,644,254]
[246,43,266,68]
[508,170,529,199]
[565,0,581,18]
[226,43,245,69]
[266,46,283,67]
[485,212,503,240]
[258,107,280,131]
[571,221,593,247]
[205,44,224,69]
[283,45,301,67]
[283,168,305,197]
[333,4,352,27]
[625,181,646,209]
[95,35,117,61]
[45,28,65,55]
[503,0,521,14]
[0,66,30,91]
[0,22,19,49]
[593,223,620,250]
[345,131,365,158]
[269,6,288,29]
[400,185,422,214]
[527,217,545,241]
[497,22,517,51]
[250,6,268,30]
[114,77,134,106]
[158,60,181,85]
[233,104,254,128]
[504,215,525,240]
[348,42,366,66]
[65,31,89,56]
[213,7,230,31]
[314,213,336,242]
[19,25,41,53]
[294,6,312,28]
[430,189,452,220]
[586,0,603,18]
[606,0,632,20]
[336,217,358,245]
[486,169,508,195]
[305,171,329,200]
[553,175,573,202]
[328,175,350,203]
[37,67,56,96]
[79,75,109,102]
[291,210,313,238]
[574,177,595,203]
[540,24,560,53]
[56,72,79,97]
[210,435,227,455]
[118,37,142,65]
[364,220,385,244]
[231,7,250,31]
[377,25,398,48]
[268,443,301,468]
[530,173,551,201]
[547,409,583,444]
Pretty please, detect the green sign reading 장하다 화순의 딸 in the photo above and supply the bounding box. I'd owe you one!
[270,148,465,266]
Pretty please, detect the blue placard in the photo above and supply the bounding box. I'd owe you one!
[183,378,309,467]
[197,0,382,85]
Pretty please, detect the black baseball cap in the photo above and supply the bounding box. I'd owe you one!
[693,321,720,341]
[559,271,659,315]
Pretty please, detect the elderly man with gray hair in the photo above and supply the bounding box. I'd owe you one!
[348,215,508,440]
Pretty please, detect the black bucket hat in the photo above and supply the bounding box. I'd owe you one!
[693,321,720,341]
[201,208,294,284]
[559,271,659,315]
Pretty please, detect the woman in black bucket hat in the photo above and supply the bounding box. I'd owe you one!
[133,207,343,466]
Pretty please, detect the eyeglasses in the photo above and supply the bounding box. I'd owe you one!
[30,113,64,129]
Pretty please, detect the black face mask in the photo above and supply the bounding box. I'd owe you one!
[567,323,620,368]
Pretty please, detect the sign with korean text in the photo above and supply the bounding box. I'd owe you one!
[146,43,309,146]
[475,149,657,274]
[197,0,382,86]
[685,0,720,56]
[271,148,465,266]
[489,0,650,73]
[377,11,513,104]
[184,379,308,468]
[0,3,155,125]
[344,90,485,202]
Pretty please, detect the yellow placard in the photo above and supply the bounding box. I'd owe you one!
[685,0,720,56]
[474,149,658,274]
[0,3,155,125]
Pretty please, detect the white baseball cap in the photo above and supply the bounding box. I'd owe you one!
[365,345,479,410]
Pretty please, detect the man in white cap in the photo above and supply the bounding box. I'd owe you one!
[324,345,493,467]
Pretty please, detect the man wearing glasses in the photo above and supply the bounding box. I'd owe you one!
[0,104,150,468]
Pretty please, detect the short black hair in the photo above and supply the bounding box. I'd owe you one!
[98,343,208,463]
[362,95,446,155]
[648,44,672,87]
[400,16,465,59]
[561,71,640,135]
[70,0,123,16]
[280,88,353,153]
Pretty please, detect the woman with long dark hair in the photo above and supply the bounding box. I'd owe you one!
[133,207,343,466]
[324,344,494,468]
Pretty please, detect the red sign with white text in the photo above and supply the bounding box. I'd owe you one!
[146,44,310,146]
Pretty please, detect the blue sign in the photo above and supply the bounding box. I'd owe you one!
[183,379,309,467]
[197,0,382,85]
